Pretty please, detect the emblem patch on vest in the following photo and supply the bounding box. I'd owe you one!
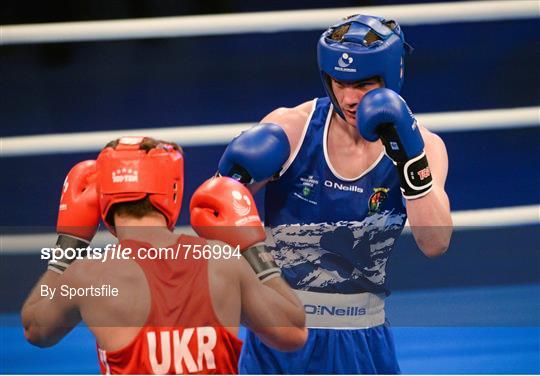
[368,187,389,214]
[294,175,319,205]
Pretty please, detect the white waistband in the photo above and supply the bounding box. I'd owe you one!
[294,290,386,329]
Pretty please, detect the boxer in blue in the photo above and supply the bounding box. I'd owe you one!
[214,14,453,374]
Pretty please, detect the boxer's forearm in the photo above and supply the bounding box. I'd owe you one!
[21,272,61,346]
[22,272,60,322]
[263,277,305,326]
[407,186,452,257]
[21,270,81,347]
[243,278,307,352]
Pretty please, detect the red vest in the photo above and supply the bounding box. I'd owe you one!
[97,235,242,374]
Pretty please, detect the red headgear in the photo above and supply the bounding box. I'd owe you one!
[96,136,184,234]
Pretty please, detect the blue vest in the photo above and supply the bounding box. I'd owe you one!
[264,97,407,295]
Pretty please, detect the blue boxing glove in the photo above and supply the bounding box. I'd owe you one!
[357,88,433,199]
[218,123,291,184]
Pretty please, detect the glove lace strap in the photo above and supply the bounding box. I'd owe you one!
[47,235,89,274]
[397,151,433,199]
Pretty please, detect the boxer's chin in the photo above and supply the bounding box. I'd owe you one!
[344,112,356,127]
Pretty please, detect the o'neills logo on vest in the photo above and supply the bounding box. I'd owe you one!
[112,168,138,183]
[324,180,363,193]
[147,327,217,374]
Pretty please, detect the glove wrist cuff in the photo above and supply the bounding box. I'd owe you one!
[47,235,89,274]
[397,151,433,200]
[242,244,281,282]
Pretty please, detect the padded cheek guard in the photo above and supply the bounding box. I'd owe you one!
[96,138,184,235]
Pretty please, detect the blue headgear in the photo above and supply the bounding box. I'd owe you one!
[317,15,412,119]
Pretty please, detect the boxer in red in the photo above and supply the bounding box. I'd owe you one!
[21,136,306,374]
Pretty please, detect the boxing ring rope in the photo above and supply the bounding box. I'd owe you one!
[1,0,538,45]
[1,1,538,255]
[2,106,538,157]
[2,204,539,254]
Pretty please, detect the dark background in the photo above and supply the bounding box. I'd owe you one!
[1,1,539,312]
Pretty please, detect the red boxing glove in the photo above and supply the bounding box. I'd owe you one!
[191,177,280,281]
[190,177,265,250]
[50,161,100,274]
[57,160,100,241]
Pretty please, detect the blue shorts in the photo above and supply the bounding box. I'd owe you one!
[239,323,400,374]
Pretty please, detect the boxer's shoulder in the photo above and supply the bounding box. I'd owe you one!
[418,125,448,168]
[264,100,313,125]
[261,100,314,153]
[419,126,445,149]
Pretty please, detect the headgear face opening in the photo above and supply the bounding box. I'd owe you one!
[96,136,184,235]
[317,14,412,119]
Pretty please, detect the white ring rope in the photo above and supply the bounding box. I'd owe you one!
[1,1,538,45]
[2,205,538,254]
[2,106,538,157]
